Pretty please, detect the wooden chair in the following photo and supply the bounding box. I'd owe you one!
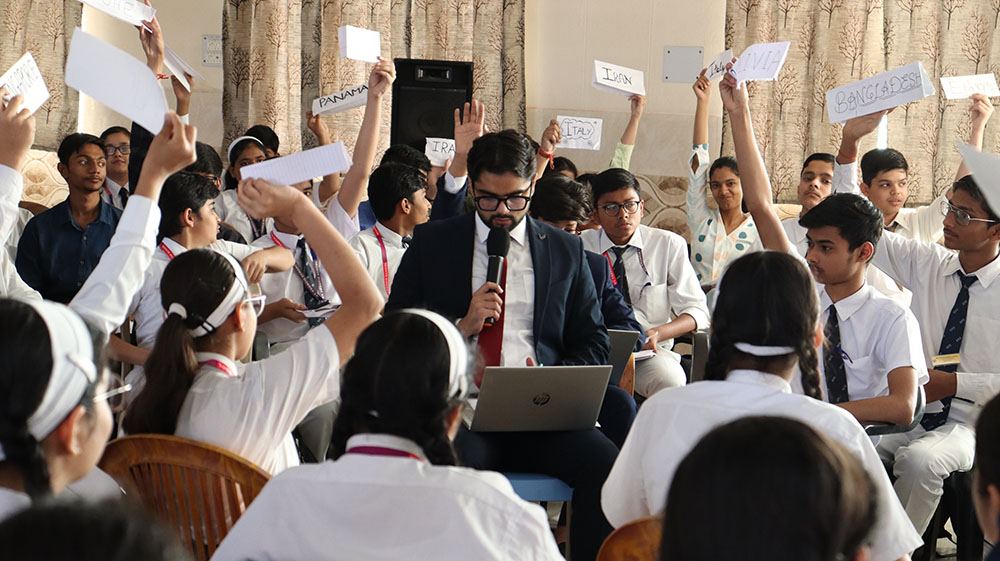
[618,354,636,395]
[18,200,48,216]
[596,516,663,561]
[98,434,270,561]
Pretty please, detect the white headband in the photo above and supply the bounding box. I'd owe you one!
[0,301,97,461]
[227,135,265,162]
[402,309,470,401]
[734,342,796,357]
[166,252,250,338]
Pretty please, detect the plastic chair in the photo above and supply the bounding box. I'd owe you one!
[98,434,270,561]
[916,470,985,561]
[865,386,926,436]
[689,330,710,383]
[504,473,573,557]
[595,516,662,561]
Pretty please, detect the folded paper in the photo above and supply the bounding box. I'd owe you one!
[826,62,935,124]
[940,74,1000,100]
[731,41,789,82]
[424,138,455,167]
[0,52,49,115]
[705,49,734,81]
[78,0,156,27]
[592,60,645,97]
[556,116,603,151]
[339,25,381,63]
[240,142,352,186]
[312,84,369,116]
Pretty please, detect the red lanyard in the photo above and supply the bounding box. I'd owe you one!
[104,184,113,201]
[604,246,649,289]
[270,231,326,302]
[159,242,176,260]
[198,359,237,377]
[604,251,618,286]
[372,225,391,296]
[345,445,423,461]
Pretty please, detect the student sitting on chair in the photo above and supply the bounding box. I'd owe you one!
[212,310,564,561]
[98,126,131,211]
[974,394,1000,561]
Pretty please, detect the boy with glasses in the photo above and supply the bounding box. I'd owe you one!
[99,126,132,210]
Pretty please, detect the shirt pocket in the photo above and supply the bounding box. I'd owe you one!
[843,354,887,400]
[638,283,671,327]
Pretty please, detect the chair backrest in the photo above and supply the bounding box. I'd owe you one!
[618,354,636,395]
[865,384,926,436]
[690,330,710,382]
[98,434,270,561]
[596,516,663,561]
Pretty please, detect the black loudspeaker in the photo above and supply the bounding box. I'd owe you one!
[391,58,474,150]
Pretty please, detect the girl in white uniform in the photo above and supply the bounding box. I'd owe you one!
[122,178,382,475]
[212,309,563,561]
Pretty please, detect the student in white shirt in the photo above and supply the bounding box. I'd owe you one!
[212,309,563,561]
[871,172,1000,535]
[0,93,40,302]
[215,136,272,243]
[686,68,759,284]
[661,416,879,561]
[974,394,1000,561]
[580,168,711,396]
[349,162,431,303]
[99,126,131,211]
[601,251,922,561]
[122,178,383,475]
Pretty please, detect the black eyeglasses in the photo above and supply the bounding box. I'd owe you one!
[104,145,131,156]
[599,201,641,217]
[475,194,532,212]
[940,200,998,227]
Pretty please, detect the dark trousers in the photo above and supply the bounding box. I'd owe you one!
[598,385,636,448]
[454,425,619,561]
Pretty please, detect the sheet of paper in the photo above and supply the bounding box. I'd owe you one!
[301,304,335,319]
[955,142,1000,222]
[940,74,1000,100]
[162,45,204,92]
[826,62,935,124]
[311,83,369,116]
[731,41,790,82]
[0,52,50,115]
[424,137,455,167]
[592,60,646,97]
[338,25,380,63]
[240,142,351,186]
[65,28,168,134]
[555,115,603,150]
[705,49,734,81]
[633,350,655,361]
[78,0,156,28]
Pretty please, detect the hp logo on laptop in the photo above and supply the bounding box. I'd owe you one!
[532,393,551,406]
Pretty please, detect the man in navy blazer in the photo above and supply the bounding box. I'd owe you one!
[387,129,616,561]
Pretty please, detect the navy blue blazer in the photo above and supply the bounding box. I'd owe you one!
[585,250,646,353]
[429,173,467,221]
[386,214,610,367]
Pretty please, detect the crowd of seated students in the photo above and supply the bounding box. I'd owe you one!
[2,10,1000,560]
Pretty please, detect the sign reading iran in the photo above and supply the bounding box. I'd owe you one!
[592,60,646,97]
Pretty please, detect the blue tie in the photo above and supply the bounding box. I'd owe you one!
[823,305,850,404]
[921,272,978,431]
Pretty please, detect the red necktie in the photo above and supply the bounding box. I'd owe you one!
[475,261,507,386]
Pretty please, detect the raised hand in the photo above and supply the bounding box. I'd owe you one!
[367,56,396,100]
[453,99,486,157]
[0,89,36,171]
[540,119,561,154]
[970,93,994,131]
[718,63,749,116]
[692,69,710,103]
[137,1,164,75]
[170,72,193,116]
[629,93,647,118]
[237,177,306,221]
[306,110,332,145]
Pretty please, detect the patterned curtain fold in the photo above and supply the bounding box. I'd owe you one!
[724,0,1000,204]
[222,0,525,158]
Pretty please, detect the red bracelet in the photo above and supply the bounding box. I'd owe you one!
[538,148,555,169]
[156,73,169,80]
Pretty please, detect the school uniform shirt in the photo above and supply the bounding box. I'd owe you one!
[174,325,341,475]
[3,208,31,263]
[323,192,362,241]
[601,370,922,561]
[349,221,408,303]
[100,177,129,211]
[211,433,564,561]
[0,488,29,522]
[0,165,40,301]
[872,231,1000,425]
[251,229,338,345]
[686,143,761,283]
[214,188,273,243]
[818,283,928,403]
[580,225,710,350]
[15,197,123,303]
[472,214,536,366]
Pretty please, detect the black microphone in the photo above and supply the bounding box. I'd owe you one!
[484,227,510,326]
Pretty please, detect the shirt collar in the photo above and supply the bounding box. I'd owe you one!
[105,177,127,195]
[193,352,240,377]
[819,282,873,323]
[344,433,429,462]
[161,237,188,257]
[475,213,528,247]
[596,225,644,254]
[725,369,792,393]
[374,221,405,247]
[269,228,302,250]
[59,198,117,227]
[939,251,1000,289]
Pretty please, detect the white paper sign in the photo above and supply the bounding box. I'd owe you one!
[338,25,380,63]
[705,49,734,81]
[956,142,1000,220]
[731,41,790,82]
[556,116,603,150]
[592,60,646,97]
[424,137,455,167]
[311,83,369,116]
[78,0,156,28]
[65,28,168,134]
[0,52,50,115]
[163,45,204,92]
[940,74,1000,100]
[240,142,351,186]
[826,62,935,124]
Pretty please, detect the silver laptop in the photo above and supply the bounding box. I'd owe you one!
[607,329,640,386]
[466,365,612,432]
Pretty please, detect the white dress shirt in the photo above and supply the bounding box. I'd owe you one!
[214,189,274,243]
[819,283,928,403]
[602,370,922,561]
[252,228,338,345]
[0,488,29,522]
[0,165,39,300]
[100,177,129,211]
[472,214,535,366]
[580,225,709,350]
[174,325,341,475]
[211,433,563,561]
[872,231,1000,425]
[349,221,408,303]
[322,192,362,240]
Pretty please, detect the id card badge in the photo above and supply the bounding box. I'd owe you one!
[932,353,961,367]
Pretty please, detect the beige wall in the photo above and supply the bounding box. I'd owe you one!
[79,1,224,148]
[524,0,726,179]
